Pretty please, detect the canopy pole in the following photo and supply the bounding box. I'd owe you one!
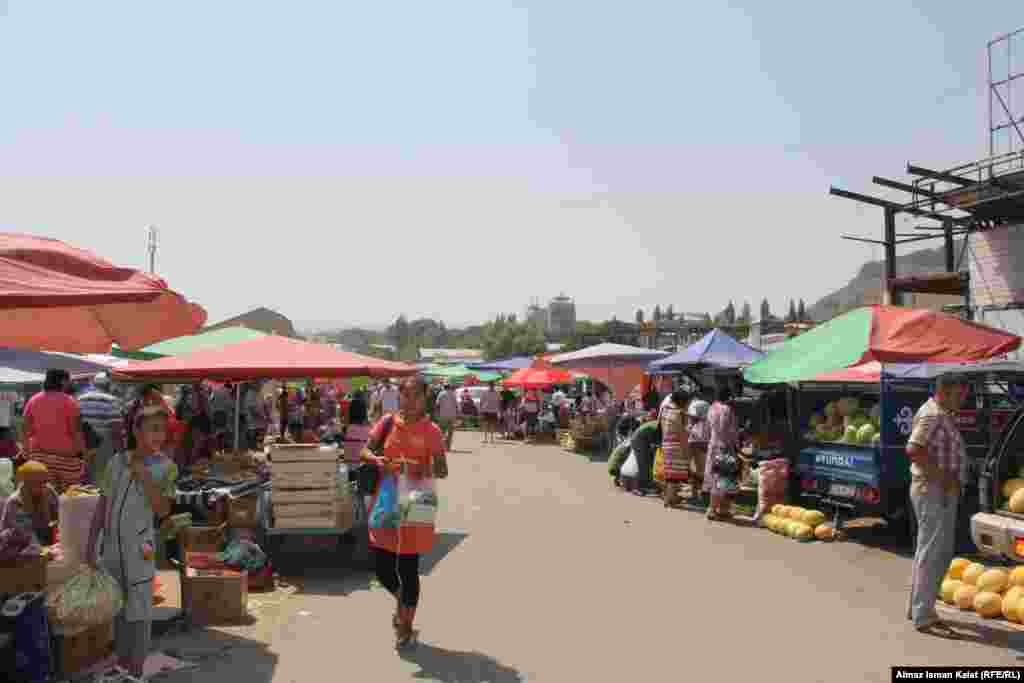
[234,383,242,452]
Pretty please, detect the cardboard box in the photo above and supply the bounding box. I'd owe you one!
[271,460,336,489]
[180,560,248,625]
[178,525,225,554]
[0,556,46,594]
[227,495,261,528]
[57,619,114,677]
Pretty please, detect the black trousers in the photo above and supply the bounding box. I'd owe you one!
[633,439,656,488]
[373,548,421,608]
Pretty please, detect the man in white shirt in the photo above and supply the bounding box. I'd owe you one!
[479,382,502,445]
[380,380,400,414]
[434,384,458,450]
[552,388,567,407]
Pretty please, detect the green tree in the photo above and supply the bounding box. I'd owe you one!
[760,298,771,321]
[481,314,546,360]
[797,299,807,322]
[724,301,736,325]
[653,305,662,321]
[787,299,797,323]
[636,309,645,324]
[665,304,675,321]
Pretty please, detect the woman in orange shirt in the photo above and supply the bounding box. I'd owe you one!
[363,375,448,649]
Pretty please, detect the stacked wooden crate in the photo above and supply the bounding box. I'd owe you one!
[270,444,341,528]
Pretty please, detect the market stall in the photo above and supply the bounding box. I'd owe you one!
[114,334,416,575]
[551,343,670,454]
[743,305,1022,543]
[501,359,574,444]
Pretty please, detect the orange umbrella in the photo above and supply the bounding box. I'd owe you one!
[0,232,206,352]
[502,358,574,389]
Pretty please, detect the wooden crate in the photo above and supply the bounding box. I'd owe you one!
[270,444,341,463]
[271,459,336,489]
[273,501,337,519]
[272,516,336,529]
[271,488,336,504]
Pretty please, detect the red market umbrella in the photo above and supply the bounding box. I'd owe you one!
[502,358,575,389]
[744,305,1021,385]
[0,233,206,352]
[113,334,417,383]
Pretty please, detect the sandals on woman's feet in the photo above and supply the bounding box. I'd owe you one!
[915,621,961,639]
[395,624,417,649]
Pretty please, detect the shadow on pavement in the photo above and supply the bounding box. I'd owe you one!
[399,642,525,683]
[290,567,375,597]
[837,519,921,560]
[421,532,469,576]
[155,627,279,682]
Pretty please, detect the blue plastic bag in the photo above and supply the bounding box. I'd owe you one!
[369,474,401,529]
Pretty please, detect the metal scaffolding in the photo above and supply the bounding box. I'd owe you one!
[827,29,1024,308]
[990,28,1024,161]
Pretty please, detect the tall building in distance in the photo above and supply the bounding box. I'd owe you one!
[523,294,576,340]
[547,294,576,340]
[526,297,548,331]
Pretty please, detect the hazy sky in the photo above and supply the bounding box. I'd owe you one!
[1,2,1022,330]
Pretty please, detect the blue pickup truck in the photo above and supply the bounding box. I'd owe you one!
[792,379,925,537]
[791,365,1020,549]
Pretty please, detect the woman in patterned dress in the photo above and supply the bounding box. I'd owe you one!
[686,399,711,505]
[705,386,739,521]
[659,390,691,507]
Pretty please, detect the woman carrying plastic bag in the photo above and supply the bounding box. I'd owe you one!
[363,376,448,650]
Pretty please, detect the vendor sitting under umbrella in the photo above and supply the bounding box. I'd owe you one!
[0,460,59,546]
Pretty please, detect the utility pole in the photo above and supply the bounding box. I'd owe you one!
[146,225,158,274]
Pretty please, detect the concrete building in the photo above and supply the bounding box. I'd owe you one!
[547,294,576,340]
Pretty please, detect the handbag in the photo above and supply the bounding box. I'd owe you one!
[713,450,740,477]
[356,414,395,494]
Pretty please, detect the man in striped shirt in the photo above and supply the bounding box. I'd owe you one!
[77,373,124,485]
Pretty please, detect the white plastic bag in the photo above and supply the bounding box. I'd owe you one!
[620,451,639,478]
[397,475,439,526]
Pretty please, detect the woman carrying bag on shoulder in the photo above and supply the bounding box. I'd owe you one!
[362,376,448,650]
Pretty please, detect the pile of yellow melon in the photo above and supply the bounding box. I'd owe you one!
[940,558,1024,622]
[761,505,837,542]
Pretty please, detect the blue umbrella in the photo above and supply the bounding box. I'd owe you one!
[466,356,534,372]
[647,329,764,373]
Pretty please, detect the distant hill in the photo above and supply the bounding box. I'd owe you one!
[808,239,964,321]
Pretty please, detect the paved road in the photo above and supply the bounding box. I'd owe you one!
[154,433,1024,683]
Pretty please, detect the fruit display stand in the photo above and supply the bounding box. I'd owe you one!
[791,380,923,535]
[937,558,1024,628]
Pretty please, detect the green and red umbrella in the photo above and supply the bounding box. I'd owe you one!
[743,305,1021,385]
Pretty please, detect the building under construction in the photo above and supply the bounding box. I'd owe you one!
[831,28,1024,356]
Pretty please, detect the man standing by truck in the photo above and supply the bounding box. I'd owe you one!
[905,372,968,638]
